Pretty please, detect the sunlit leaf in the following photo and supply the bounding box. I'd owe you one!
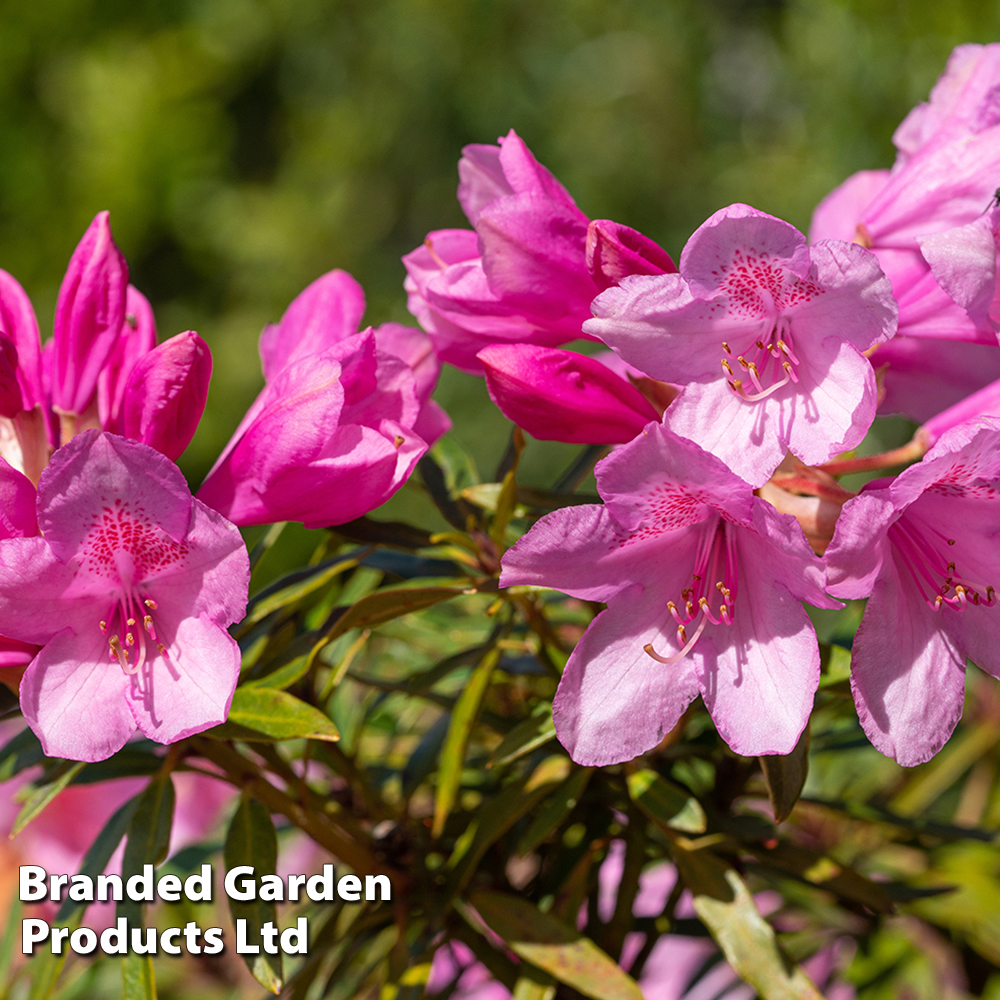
[433,645,501,837]
[468,891,643,1000]
[210,686,339,742]
[121,952,157,1000]
[12,762,85,837]
[627,768,707,835]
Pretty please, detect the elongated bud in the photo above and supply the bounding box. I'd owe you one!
[98,286,157,432]
[918,376,1000,448]
[0,269,43,410]
[586,219,676,291]
[121,331,212,460]
[51,211,129,417]
[478,343,659,445]
[0,334,23,418]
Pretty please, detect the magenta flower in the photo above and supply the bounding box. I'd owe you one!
[198,330,429,529]
[500,423,834,764]
[825,419,1000,766]
[258,267,450,446]
[0,431,249,762]
[586,204,897,486]
[403,130,674,374]
[0,215,211,478]
[477,343,660,445]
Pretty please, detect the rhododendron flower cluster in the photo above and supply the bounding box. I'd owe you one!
[397,42,1000,769]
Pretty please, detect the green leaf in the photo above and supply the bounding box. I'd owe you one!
[468,891,643,1000]
[759,723,810,823]
[118,773,175,929]
[747,841,895,915]
[517,766,593,856]
[0,725,45,781]
[442,756,572,903]
[626,769,707,835]
[818,643,852,689]
[56,795,139,924]
[225,796,283,994]
[210,686,339,742]
[332,515,434,550]
[121,952,157,1000]
[244,653,312,691]
[674,843,824,1000]
[245,552,363,625]
[12,762,85,837]
[489,704,556,767]
[433,645,501,837]
[326,585,468,643]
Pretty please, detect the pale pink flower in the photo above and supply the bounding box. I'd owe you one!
[586,204,897,486]
[500,423,835,764]
[0,431,249,762]
[810,44,1000,420]
[825,418,1000,765]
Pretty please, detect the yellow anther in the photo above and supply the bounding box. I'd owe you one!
[721,342,731,354]
[144,599,158,609]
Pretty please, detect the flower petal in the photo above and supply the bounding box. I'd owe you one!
[552,584,701,766]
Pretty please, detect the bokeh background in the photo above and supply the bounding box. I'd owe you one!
[3,0,999,492]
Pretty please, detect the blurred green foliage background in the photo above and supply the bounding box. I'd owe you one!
[1,0,998,487]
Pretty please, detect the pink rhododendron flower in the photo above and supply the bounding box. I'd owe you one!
[586,204,897,486]
[825,418,1000,766]
[258,268,450,445]
[403,130,674,374]
[198,330,429,529]
[500,424,835,764]
[477,343,660,444]
[0,431,249,762]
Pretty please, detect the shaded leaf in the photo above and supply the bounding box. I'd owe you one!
[245,552,364,625]
[627,768,707,835]
[225,796,283,993]
[760,723,810,823]
[517,766,593,856]
[469,891,643,1000]
[0,725,44,781]
[332,515,435,550]
[747,841,895,914]
[489,705,556,767]
[118,773,175,929]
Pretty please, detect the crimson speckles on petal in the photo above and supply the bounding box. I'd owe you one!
[0,431,249,762]
[500,424,836,765]
[586,203,898,486]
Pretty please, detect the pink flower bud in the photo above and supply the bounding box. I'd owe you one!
[51,211,129,417]
[478,343,659,444]
[586,219,676,291]
[120,331,212,461]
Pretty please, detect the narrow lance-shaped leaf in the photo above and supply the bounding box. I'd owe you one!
[225,795,283,994]
[209,686,339,742]
[517,766,593,856]
[760,722,810,823]
[118,774,174,930]
[468,891,643,1000]
[11,762,85,837]
[433,645,501,837]
[626,768,706,835]
[673,840,824,1000]
[121,952,157,1000]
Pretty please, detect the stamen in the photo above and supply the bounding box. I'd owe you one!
[99,621,107,633]
[143,615,157,639]
[721,342,731,354]
[157,643,170,659]
[144,599,158,609]
[125,632,134,646]
[644,614,710,664]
